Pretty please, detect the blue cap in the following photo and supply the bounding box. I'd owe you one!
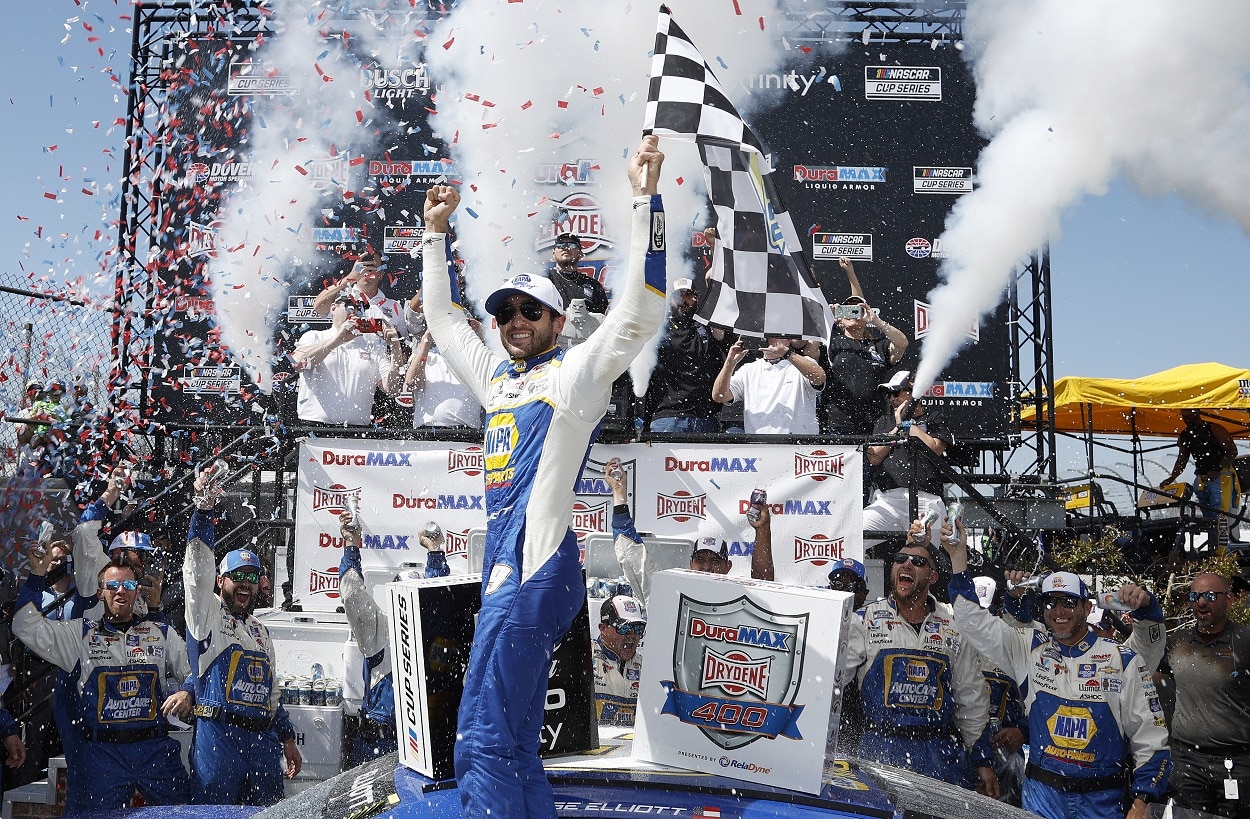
[219,549,263,575]
[109,531,153,553]
[828,558,866,581]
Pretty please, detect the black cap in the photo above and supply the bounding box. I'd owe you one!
[554,233,581,247]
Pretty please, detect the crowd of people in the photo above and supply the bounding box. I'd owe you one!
[1,138,1246,819]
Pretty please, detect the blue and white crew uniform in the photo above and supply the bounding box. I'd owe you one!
[949,572,1170,818]
[184,511,297,805]
[338,538,397,766]
[421,184,666,815]
[843,595,994,787]
[11,573,190,813]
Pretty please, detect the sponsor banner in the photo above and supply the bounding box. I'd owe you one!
[792,165,887,190]
[534,193,612,254]
[913,166,973,194]
[383,225,424,254]
[181,365,241,394]
[360,65,431,103]
[813,232,872,261]
[634,570,855,794]
[287,295,331,325]
[228,59,296,96]
[915,299,980,343]
[533,159,599,186]
[864,65,942,101]
[294,441,863,610]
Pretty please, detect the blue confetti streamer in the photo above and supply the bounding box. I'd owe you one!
[465,208,479,219]
[717,57,728,70]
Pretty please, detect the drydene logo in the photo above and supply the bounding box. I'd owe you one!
[311,485,362,516]
[657,491,707,522]
[309,567,340,598]
[666,596,808,750]
[448,447,484,476]
[445,530,470,558]
[794,534,845,566]
[188,221,219,258]
[795,451,846,481]
[702,648,771,699]
[536,193,612,254]
[915,300,980,342]
[571,500,608,539]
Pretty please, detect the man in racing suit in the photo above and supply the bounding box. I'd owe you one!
[593,595,647,727]
[944,521,1170,819]
[184,475,301,805]
[419,136,666,819]
[12,555,192,813]
[842,523,997,796]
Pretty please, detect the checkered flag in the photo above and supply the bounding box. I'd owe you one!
[643,5,832,341]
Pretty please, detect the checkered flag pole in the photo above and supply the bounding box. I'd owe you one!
[643,5,832,342]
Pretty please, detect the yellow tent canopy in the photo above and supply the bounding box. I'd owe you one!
[1021,362,1250,439]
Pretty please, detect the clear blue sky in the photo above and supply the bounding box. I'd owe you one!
[5,2,1247,482]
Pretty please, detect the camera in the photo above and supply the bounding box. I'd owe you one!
[355,317,384,334]
[834,304,864,320]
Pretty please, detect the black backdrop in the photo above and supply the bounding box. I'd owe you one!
[148,22,1007,444]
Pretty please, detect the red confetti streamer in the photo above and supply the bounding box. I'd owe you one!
[443,36,455,50]
[759,16,765,30]
[521,100,533,110]
[732,0,742,13]
[349,156,366,166]
[43,192,57,200]
[557,100,569,109]
[295,165,309,176]
[482,123,497,129]
[798,45,813,54]
[676,177,684,185]
[355,109,363,122]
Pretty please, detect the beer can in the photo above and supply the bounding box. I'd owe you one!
[311,679,327,706]
[297,679,313,706]
[746,488,767,523]
[324,679,343,708]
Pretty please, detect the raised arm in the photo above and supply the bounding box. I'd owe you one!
[73,466,127,595]
[183,472,222,643]
[337,513,389,657]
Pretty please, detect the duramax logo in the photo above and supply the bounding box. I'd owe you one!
[322,450,413,467]
[391,493,484,510]
[664,456,758,473]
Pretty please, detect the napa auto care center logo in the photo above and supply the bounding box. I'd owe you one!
[662,595,807,750]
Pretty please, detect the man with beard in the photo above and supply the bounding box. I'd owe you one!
[945,521,1170,819]
[418,136,667,819]
[13,556,188,813]
[842,522,997,796]
[593,596,647,727]
[644,277,729,433]
[184,471,301,805]
[1161,572,1250,817]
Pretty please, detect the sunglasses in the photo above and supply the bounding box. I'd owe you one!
[1188,590,1231,603]
[611,621,646,636]
[494,301,548,325]
[892,554,931,569]
[1042,596,1082,610]
[104,579,140,592]
[226,569,261,585]
[828,576,862,591]
[555,241,581,250]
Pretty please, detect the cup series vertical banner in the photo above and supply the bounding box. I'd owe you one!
[295,439,864,611]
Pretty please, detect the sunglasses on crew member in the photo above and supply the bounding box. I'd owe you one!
[1042,596,1082,610]
[892,554,931,569]
[1188,590,1231,603]
[104,579,140,592]
[493,301,548,325]
[555,240,581,250]
[226,569,261,585]
[611,621,646,636]
[828,576,861,591]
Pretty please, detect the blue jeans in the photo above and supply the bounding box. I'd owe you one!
[649,416,718,434]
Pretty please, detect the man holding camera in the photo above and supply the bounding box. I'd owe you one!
[711,336,825,434]
[311,248,406,334]
[294,290,405,425]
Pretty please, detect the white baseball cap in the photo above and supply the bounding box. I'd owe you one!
[671,277,695,293]
[484,273,565,316]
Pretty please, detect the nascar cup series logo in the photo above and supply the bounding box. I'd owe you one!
[794,450,846,482]
[311,484,362,516]
[663,595,807,750]
[657,490,707,522]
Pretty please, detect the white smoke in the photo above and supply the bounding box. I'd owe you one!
[914,0,1250,392]
[420,0,792,381]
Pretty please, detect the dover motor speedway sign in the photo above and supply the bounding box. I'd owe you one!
[294,440,863,611]
[633,570,855,795]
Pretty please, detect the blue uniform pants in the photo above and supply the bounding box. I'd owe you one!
[453,533,583,819]
[859,729,973,789]
[1023,776,1126,819]
[77,736,190,814]
[191,717,284,806]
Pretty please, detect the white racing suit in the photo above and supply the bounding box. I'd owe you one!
[948,572,1170,818]
[183,511,296,806]
[421,194,666,818]
[12,576,190,813]
[843,596,994,787]
[592,639,644,727]
[338,544,396,766]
